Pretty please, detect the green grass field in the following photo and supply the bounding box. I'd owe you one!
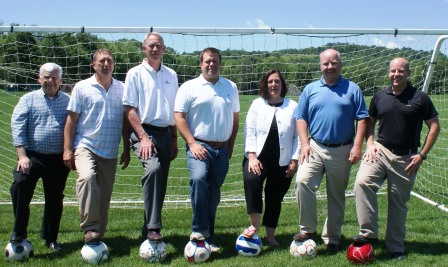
[1,196,447,266]
[0,90,447,265]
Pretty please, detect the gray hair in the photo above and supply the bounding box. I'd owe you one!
[39,63,63,77]
[144,32,165,45]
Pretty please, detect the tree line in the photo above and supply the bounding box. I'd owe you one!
[1,31,447,95]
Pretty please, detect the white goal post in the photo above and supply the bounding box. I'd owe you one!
[0,26,447,210]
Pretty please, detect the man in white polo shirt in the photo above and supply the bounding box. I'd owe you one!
[123,32,179,242]
[174,47,240,252]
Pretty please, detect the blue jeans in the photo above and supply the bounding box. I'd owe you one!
[187,142,229,244]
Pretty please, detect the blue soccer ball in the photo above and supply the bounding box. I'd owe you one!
[235,233,262,256]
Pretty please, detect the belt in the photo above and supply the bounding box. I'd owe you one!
[142,124,170,132]
[312,138,353,147]
[383,145,417,156]
[195,138,228,149]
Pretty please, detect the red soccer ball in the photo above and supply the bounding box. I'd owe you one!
[346,242,374,264]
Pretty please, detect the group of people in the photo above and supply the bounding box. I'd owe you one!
[8,33,239,254]
[9,31,440,261]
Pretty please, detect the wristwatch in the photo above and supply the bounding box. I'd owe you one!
[418,152,427,160]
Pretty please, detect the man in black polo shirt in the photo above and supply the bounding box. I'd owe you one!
[351,57,440,260]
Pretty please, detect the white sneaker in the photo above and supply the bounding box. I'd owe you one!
[190,232,205,241]
[209,244,220,252]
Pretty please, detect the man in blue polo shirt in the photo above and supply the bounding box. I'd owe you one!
[292,48,369,253]
[351,57,440,260]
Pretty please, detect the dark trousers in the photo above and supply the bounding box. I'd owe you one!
[130,126,172,239]
[243,157,291,228]
[10,151,69,242]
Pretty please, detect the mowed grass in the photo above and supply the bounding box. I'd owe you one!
[0,90,447,265]
[1,196,447,266]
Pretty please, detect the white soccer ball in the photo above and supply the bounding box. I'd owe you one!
[139,240,167,262]
[80,241,109,264]
[184,240,211,263]
[4,240,34,261]
[290,239,317,259]
[235,233,262,256]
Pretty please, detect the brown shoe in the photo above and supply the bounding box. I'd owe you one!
[293,232,317,242]
[147,230,162,241]
[84,230,101,244]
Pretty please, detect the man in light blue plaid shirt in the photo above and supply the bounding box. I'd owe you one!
[10,62,70,252]
[63,48,130,246]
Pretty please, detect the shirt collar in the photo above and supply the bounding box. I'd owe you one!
[385,83,413,96]
[142,58,163,73]
[39,87,61,99]
[88,74,116,89]
[199,74,222,85]
[319,75,343,88]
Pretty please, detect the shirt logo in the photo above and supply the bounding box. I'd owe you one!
[164,80,171,84]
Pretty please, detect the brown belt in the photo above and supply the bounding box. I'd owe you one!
[195,138,228,149]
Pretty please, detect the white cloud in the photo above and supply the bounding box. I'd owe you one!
[302,22,314,28]
[246,19,270,29]
[373,37,384,46]
[373,37,400,49]
[385,42,399,49]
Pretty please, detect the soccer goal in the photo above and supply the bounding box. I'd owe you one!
[0,26,447,211]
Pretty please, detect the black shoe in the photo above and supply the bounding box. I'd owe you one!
[392,252,405,260]
[10,234,24,243]
[292,232,317,242]
[46,241,62,252]
[326,243,339,254]
[350,235,379,245]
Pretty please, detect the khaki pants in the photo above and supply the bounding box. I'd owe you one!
[295,139,353,245]
[354,142,416,253]
[75,147,117,237]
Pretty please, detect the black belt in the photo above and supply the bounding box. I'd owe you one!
[142,124,170,132]
[312,138,353,147]
[195,138,228,149]
[382,144,417,156]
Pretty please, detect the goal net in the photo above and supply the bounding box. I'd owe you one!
[0,27,447,210]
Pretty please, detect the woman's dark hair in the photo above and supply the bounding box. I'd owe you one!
[259,69,288,99]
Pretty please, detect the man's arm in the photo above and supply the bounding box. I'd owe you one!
[120,111,131,170]
[227,112,239,159]
[124,105,155,161]
[15,146,31,174]
[297,119,311,164]
[63,111,79,170]
[362,117,378,162]
[170,125,179,161]
[405,116,440,175]
[174,111,206,160]
[349,118,367,164]
[419,116,440,156]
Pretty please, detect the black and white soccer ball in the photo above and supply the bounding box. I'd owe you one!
[80,241,109,264]
[139,240,167,262]
[4,240,34,261]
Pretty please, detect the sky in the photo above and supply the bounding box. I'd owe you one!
[2,0,448,30]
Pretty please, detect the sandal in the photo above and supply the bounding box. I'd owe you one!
[242,226,257,238]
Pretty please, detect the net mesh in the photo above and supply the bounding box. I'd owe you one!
[0,29,447,209]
